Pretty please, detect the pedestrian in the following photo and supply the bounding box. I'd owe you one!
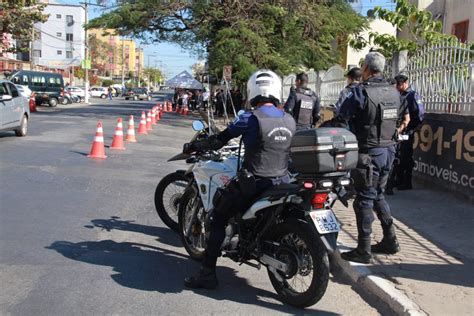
[284,72,320,130]
[231,88,243,113]
[392,74,425,191]
[337,52,410,263]
[183,69,296,289]
[202,89,209,109]
[334,67,362,115]
[107,86,113,100]
[216,89,225,117]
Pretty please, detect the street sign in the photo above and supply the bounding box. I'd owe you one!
[223,65,232,82]
[81,59,91,69]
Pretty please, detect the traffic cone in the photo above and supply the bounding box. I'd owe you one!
[88,121,107,159]
[183,106,189,115]
[168,102,172,112]
[146,111,153,131]
[138,111,148,135]
[126,115,137,142]
[111,118,126,150]
[176,106,180,114]
[162,103,167,112]
[156,109,161,122]
[151,108,157,125]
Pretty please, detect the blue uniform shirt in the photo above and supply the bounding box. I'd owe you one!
[401,87,424,131]
[220,104,284,149]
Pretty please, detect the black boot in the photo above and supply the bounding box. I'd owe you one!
[372,237,400,254]
[385,186,394,195]
[341,248,372,264]
[184,266,218,289]
[398,169,413,190]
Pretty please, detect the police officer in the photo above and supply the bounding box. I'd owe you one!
[338,52,410,263]
[334,67,362,115]
[393,74,424,191]
[183,70,296,289]
[284,72,320,129]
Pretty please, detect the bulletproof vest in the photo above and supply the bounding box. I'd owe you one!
[244,108,296,178]
[354,81,400,150]
[294,87,316,129]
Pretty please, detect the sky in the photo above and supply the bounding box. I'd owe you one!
[55,0,395,79]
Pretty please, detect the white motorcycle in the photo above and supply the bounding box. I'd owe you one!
[177,121,356,308]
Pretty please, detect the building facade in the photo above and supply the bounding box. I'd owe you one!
[32,3,86,69]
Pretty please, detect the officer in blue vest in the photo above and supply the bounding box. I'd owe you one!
[337,52,410,263]
[182,70,296,289]
[284,72,320,129]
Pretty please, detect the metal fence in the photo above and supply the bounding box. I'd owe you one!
[404,40,473,115]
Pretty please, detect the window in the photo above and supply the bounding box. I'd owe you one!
[0,83,8,95]
[66,51,73,59]
[31,75,46,87]
[57,50,62,55]
[48,77,61,88]
[7,83,19,98]
[452,20,469,43]
[22,75,29,85]
[33,50,41,57]
[66,15,73,24]
[56,14,62,19]
[57,32,62,37]
[66,33,73,41]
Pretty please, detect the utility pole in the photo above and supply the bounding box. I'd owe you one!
[121,40,125,88]
[30,27,35,71]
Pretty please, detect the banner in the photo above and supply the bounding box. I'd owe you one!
[413,113,474,196]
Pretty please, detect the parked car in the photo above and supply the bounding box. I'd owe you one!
[66,86,90,101]
[124,88,152,101]
[90,86,109,99]
[0,79,30,136]
[15,84,32,98]
[10,70,64,107]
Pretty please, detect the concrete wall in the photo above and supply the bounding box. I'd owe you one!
[443,0,473,42]
[34,4,85,68]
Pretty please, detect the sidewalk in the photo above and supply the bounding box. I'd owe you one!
[332,184,474,315]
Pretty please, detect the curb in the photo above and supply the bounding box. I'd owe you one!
[332,245,427,316]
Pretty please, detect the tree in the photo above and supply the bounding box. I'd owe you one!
[87,0,366,84]
[89,34,115,76]
[0,0,49,54]
[191,62,205,81]
[349,0,456,57]
[143,67,163,85]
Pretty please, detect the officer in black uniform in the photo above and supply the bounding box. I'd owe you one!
[284,72,320,129]
[183,70,296,289]
[337,52,410,263]
[394,74,424,190]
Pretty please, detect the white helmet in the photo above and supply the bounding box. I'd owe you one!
[247,69,282,107]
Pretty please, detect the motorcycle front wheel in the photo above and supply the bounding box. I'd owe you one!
[154,172,189,232]
[178,187,206,261]
[267,219,330,308]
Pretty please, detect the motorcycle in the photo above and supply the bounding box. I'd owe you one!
[177,123,354,308]
[154,120,238,232]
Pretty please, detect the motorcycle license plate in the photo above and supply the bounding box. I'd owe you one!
[309,210,339,234]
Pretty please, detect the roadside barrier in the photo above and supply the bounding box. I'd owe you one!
[111,118,126,150]
[138,111,148,135]
[126,115,137,142]
[87,121,107,159]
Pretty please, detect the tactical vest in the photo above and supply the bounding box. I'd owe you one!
[244,108,296,178]
[294,88,316,129]
[354,81,400,150]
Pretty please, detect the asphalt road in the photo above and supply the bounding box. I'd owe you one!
[0,98,386,315]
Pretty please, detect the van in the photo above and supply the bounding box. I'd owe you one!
[10,70,64,107]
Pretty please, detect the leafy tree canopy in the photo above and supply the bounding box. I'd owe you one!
[350,0,457,57]
[87,0,366,84]
[0,0,49,54]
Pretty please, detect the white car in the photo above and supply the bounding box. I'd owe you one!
[90,86,109,99]
[66,86,90,100]
[15,84,32,98]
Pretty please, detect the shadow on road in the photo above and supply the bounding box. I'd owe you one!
[46,240,337,314]
[85,216,182,248]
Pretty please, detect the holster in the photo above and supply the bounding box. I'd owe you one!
[352,153,373,191]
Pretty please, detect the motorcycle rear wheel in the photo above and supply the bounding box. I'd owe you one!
[178,187,206,261]
[154,172,188,232]
[267,219,329,308]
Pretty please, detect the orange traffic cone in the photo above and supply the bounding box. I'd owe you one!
[126,115,137,142]
[138,111,148,135]
[183,107,189,115]
[162,103,167,112]
[111,118,126,150]
[168,102,172,112]
[151,108,157,125]
[88,121,107,159]
[146,111,153,131]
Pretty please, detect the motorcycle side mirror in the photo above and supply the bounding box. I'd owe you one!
[237,110,245,116]
[192,120,205,131]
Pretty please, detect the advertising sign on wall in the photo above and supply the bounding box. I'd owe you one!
[413,113,474,197]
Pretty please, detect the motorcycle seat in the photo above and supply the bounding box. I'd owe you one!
[256,183,300,202]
